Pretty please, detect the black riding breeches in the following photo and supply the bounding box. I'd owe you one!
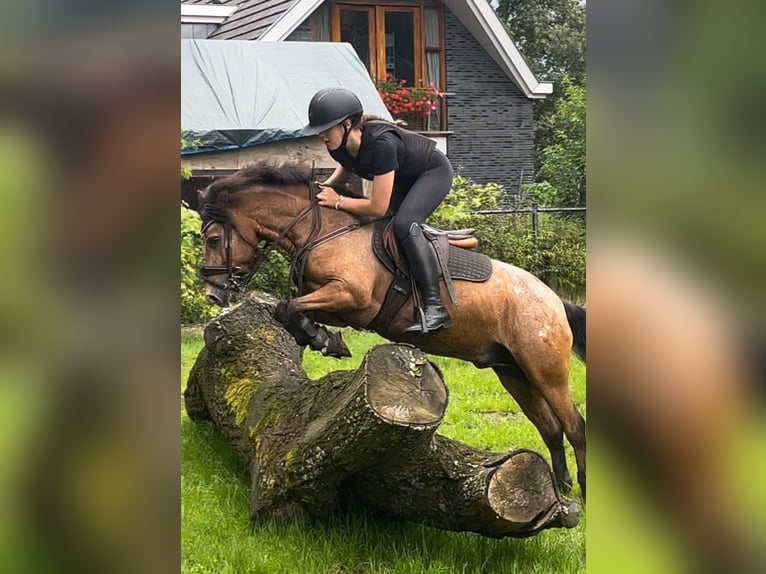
[390,151,453,240]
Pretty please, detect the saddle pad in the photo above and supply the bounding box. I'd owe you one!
[445,243,492,282]
[372,219,492,282]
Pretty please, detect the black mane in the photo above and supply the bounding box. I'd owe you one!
[199,161,312,224]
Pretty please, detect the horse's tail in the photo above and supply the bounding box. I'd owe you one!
[562,299,586,363]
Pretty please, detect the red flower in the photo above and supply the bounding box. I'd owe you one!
[375,76,441,119]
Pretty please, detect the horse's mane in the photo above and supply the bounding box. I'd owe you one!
[199,161,312,224]
[199,160,365,224]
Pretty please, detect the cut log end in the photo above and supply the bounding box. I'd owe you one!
[488,450,580,532]
[365,345,447,426]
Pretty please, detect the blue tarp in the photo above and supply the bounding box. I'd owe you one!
[181,40,392,154]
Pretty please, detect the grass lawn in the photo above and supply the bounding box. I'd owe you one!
[182,329,586,574]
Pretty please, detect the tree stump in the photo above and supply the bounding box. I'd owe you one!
[184,293,579,537]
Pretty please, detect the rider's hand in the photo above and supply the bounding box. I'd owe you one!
[316,186,338,208]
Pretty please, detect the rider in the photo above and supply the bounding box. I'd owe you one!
[302,87,452,333]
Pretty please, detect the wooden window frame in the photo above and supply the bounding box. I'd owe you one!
[331,4,377,77]
[374,6,422,85]
[329,1,446,131]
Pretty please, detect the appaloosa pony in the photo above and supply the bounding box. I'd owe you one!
[198,162,586,499]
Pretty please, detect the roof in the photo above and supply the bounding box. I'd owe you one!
[181,0,552,98]
[181,0,299,40]
[181,40,392,153]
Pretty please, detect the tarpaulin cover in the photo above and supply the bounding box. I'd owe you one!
[181,40,392,154]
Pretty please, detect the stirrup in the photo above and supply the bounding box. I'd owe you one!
[403,305,451,333]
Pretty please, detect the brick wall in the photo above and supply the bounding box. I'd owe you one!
[444,10,535,197]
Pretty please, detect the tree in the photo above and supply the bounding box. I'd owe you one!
[536,76,586,207]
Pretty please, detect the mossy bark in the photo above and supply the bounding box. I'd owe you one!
[184,293,579,537]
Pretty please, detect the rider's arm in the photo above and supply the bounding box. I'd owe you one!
[330,171,394,217]
[322,164,348,187]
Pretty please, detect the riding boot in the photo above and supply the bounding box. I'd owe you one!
[401,223,452,333]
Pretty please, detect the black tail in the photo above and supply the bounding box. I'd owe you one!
[562,300,586,363]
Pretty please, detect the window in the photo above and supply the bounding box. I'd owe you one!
[330,2,445,131]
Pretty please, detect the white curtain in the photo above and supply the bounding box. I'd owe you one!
[424,9,441,130]
[312,5,330,42]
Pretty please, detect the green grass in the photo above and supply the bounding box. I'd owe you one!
[182,329,586,573]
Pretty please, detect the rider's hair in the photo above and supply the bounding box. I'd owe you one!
[360,113,406,127]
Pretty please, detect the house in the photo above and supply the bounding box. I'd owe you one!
[181,0,551,195]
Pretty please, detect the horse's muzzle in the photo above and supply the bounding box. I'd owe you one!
[204,286,229,307]
[206,293,225,306]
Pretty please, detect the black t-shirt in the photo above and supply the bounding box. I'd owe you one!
[330,131,405,181]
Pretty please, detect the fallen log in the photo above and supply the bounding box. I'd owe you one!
[184,293,579,537]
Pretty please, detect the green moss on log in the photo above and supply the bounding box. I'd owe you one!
[224,378,255,427]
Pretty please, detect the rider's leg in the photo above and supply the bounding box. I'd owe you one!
[400,222,451,332]
[393,154,453,333]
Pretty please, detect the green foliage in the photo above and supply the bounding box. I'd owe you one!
[249,250,290,299]
[181,206,216,324]
[428,175,585,299]
[537,76,586,206]
[428,174,501,228]
[181,135,200,180]
[496,0,586,85]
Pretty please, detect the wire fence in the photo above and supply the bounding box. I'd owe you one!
[471,205,586,246]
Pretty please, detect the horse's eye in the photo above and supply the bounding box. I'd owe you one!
[206,236,221,248]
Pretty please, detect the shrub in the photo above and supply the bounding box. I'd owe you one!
[249,250,290,299]
[181,205,216,324]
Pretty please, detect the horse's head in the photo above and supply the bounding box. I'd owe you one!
[200,219,259,307]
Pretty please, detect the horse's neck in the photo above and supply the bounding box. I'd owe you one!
[245,185,357,251]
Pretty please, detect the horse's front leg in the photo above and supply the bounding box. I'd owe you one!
[277,283,359,358]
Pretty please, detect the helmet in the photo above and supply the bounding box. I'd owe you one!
[302,88,363,136]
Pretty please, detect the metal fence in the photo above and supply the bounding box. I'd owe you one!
[471,206,586,246]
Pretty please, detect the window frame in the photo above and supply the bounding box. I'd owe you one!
[329,1,446,132]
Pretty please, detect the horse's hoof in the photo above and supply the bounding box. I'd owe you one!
[321,347,329,356]
[558,499,581,529]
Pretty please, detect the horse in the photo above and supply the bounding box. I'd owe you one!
[197,161,586,500]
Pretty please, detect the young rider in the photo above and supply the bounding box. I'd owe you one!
[302,87,453,333]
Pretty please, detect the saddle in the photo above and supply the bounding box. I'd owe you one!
[368,218,493,333]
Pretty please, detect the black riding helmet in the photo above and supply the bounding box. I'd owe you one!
[302,88,363,136]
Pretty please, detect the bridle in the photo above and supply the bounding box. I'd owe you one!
[199,220,259,292]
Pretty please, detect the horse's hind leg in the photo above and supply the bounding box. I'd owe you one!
[493,366,573,493]
[514,357,586,502]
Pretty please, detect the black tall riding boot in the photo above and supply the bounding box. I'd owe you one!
[401,223,452,333]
